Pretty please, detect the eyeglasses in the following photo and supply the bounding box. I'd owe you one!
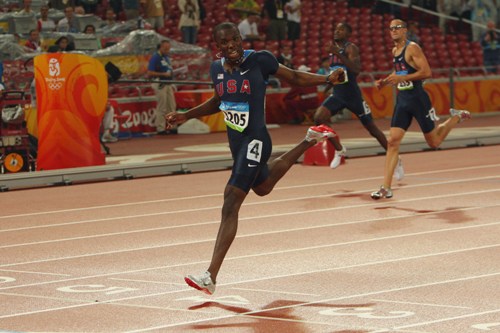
[389,25,406,31]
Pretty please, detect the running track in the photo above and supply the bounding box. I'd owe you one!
[0,145,499,333]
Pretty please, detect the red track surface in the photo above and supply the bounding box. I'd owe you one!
[0,145,499,332]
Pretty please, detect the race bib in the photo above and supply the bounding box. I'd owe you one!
[220,101,249,132]
[397,80,414,90]
[396,70,413,90]
[330,65,348,84]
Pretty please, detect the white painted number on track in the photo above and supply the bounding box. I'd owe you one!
[319,307,414,319]
[471,323,500,331]
[57,284,138,295]
[0,276,16,284]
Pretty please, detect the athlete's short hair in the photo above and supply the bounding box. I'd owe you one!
[213,22,239,40]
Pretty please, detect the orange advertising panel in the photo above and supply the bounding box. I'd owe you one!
[34,53,108,170]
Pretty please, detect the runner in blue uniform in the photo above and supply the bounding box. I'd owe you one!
[314,23,400,175]
[371,19,471,199]
[165,22,345,295]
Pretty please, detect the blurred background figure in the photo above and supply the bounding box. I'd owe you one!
[238,12,264,43]
[178,0,200,44]
[469,0,497,41]
[123,0,140,20]
[147,40,177,135]
[480,20,500,73]
[285,0,301,40]
[277,44,293,68]
[48,36,73,52]
[141,0,165,31]
[24,29,41,52]
[37,5,56,32]
[263,0,287,40]
[57,6,79,33]
[101,102,118,143]
[283,64,320,124]
[406,21,421,44]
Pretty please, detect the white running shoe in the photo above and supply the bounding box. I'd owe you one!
[371,186,393,200]
[184,271,216,295]
[394,157,404,181]
[330,144,346,169]
[305,124,336,142]
[449,108,471,123]
[101,133,118,143]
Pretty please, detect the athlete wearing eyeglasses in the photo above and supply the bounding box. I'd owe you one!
[371,19,471,199]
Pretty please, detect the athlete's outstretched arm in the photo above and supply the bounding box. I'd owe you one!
[274,64,344,87]
[166,90,221,128]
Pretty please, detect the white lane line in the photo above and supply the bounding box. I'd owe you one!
[393,308,500,330]
[0,176,500,233]
[229,287,321,297]
[1,163,499,221]
[0,208,499,269]
[0,239,498,295]
[124,272,500,332]
[0,246,498,325]
[1,195,499,250]
[0,269,71,277]
[371,298,472,310]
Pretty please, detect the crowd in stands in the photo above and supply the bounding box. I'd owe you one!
[0,0,498,84]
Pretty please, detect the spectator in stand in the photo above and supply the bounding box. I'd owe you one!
[437,0,467,34]
[285,0,301,40]
[110,0,123,16]
[228,0,261,17]
[283,64,321,124]
[238,12,264,42]
[37,5,56,32]
[178,0,200,44]
[469,0,497,41]
[57,7,79,33]
[316,56,331,92]
[406,21,420,44]
[316,56,330,75]
[74,6,86,15]
[123,0,141,20]
[141,0,165,31]
[481,20,500,73]
[263,0,288,41]
[24,29,41,52]
[84,24,102,49]
[197,0,206,23]
[18,0,34,14]
[102,8,118,28]
[48,0,65,10]
[147,40,177,135]
[48,36,73,52]
[80,0,98,14]
[277,44,293,68]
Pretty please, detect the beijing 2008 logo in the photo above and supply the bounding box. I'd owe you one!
[46,58,65,90]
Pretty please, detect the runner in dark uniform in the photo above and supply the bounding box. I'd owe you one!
[371,19,471,200]
[314,22,394,173]
[165,21,345,294]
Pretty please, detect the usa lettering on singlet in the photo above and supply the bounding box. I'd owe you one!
[394,41,418,91]
[329,44,349,84]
